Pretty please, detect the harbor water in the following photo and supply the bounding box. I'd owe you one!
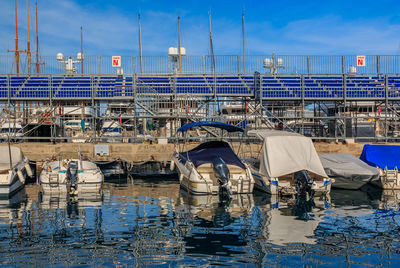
[1,178,400,267]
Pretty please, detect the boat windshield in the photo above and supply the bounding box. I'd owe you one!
[102,128,121,133]
[179,141,246,169]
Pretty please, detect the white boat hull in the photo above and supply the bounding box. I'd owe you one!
[371,169,400,189]
[40,160,104,194]
[0,157,31,198]
[252,170,333,196]
[173,155,254,195]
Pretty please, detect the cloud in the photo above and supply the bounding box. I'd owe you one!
[1,0,400,58]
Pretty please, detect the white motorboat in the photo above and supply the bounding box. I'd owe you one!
[0,146,33,197]
[172,121,254,195]
[246,130,333,196]
[101,120,123,143]
[0,122,24,142]
[40,152,103,195]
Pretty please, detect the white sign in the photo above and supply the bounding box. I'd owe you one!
[94,144,109,156]
[112,56,121,67]
[357,55,366,67]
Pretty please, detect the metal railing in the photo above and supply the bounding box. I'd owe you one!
[3,54,400,75]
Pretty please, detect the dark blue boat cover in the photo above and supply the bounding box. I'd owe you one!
[177,121,244,133]
[360,144,400,170]
[179,141,246,169]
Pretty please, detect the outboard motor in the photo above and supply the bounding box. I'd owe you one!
[212,157,232,196]
[66,161,79,196]
[294,170,314,197]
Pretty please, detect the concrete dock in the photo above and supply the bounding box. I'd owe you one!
[6,141,374,163]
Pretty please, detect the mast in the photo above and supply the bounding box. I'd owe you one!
[242,12,246,74]
[178,16,182,73]
[80,26,83,74]
[208,11,214,73]
[8,0,26,75]
[138,12,143,74]
[27,0,31,74]
[35,0,39,73]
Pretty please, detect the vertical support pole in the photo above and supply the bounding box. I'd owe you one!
[202,55,205,74]
[80,26,83,74]
[97,56,101,74]
[132,56,136,74]
[208,11,214,73]
[385,74,388,142]
[307,56,310,75]
[377,55,380,76]
[242,12,246,74]
[178,16,182,74]
[301,74,305,135]
[343,73,347,141]
[26,0,31,75]
[138,12,143,74]
[133,72,137,142]
[237,55,241,74]
[91,76,96,142]
[341,56,345,74]
[35,0,40,74]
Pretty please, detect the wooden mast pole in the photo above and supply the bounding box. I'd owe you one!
[242,12,246,74]
[138,12,143,74]
[35,0,39,73]
[8,0,26,75]
[208,11,214,73]
[178,16,182,73]
[27,0,31,74]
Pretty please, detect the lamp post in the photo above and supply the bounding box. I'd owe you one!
[168,47,186,73]
[56,52,84,76]
[263,53,284,74]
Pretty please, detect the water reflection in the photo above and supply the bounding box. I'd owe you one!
[0,179,399,266]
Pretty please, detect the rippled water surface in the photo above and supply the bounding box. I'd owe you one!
[1,178,400,267]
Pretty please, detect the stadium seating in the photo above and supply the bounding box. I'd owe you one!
[0,75,398,99]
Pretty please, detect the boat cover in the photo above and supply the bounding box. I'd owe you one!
[179,141,246,169]
[0,146,24,172]
[319,153,379,184]
[360,144,400,170]
[248,130,327,178]
[177,121,244,133]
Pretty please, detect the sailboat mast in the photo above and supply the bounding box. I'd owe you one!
[178,16,182,73]
[208,11,214,73]
[27,0,31,74]
[80,26,83,74]
[13,0,19,74]
[138,12,143,74]
[242,12,246,74]
[35,0,40,73]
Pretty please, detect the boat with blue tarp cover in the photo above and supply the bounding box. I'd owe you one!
[360,144,400,189]
[172,121,254,195]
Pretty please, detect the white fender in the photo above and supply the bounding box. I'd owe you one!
[17,170,25,184]
[25,163,33,178]
[170,160,175,171]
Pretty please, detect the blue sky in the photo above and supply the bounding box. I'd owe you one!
[2,0,400,56]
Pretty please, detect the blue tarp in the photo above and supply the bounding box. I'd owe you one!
[179,141,246,169]
[360,144,400,170]
[177,121,244,133]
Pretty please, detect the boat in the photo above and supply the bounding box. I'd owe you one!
[40,152,104,195]
[246,130,333,196]
[0,146,33,197]
[319,153,380,190]
[360,144,400,189]
[101,120,123,143]
[172,121,254,195]
[0,121,24,142]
